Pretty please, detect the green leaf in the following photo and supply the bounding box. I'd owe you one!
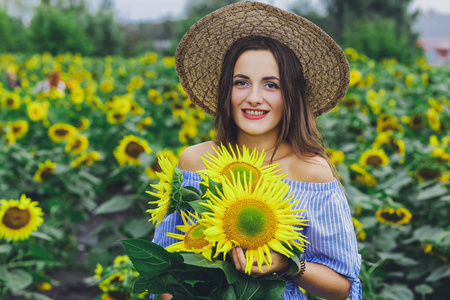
[414,284,433,295]
[94,195,134,214]
[121,239,183,274]
[377,252,417,266]
[416,184,448,201]
[208,180,223,198]
[380,284,414,300]
[122,218,154,239]
[0,244,12,254]
[24,245,54,261]
[133,274,167,294]
[180,187,202,202]
[377,172,413,192]
[29,293,54,300]
[181,253,239,284]
[183,185,202,197]
[188,200,213,215]
[233,273,285,300]
[5,269,33,293]
[425,265,450,282]
[30,231,53,241]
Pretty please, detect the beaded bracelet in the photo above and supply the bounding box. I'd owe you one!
[282,258,306,281]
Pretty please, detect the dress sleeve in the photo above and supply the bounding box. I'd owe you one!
[152,171,201,248]
[303,185,362,300]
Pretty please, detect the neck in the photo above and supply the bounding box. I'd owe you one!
[236,135,277,154]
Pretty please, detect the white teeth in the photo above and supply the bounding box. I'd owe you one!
[244,110,267,116]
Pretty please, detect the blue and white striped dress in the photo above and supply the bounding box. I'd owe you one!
[152,171,362,299]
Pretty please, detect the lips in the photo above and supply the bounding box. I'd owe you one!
[242,109,269,120]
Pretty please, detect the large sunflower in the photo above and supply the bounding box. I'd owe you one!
[65,135,89,155]
[27,101,48,122]
[114,135,152,166]
[99,272,124,292]
[166,210,213,261]
[145,149,178,179]
[106,110,126,124]
[1,92,21,109]
[325,148,345,165]
[359,148,389,168]
[146,156,181,226]
[9,120,29,140]
[376,207,412,225]
[349,164,377,187]
[201,173,308,274]
[71,151,101,168]
[0,194,44,241]
[200,144,284,189]
[34,159,57,183]
[48,123,78,143]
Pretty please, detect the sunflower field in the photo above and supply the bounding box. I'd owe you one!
[0,48,449,300]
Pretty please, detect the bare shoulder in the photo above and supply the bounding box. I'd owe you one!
[178,141,218,172]
[286,155,335,183]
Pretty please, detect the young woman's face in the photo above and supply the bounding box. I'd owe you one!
[231,50,283,139]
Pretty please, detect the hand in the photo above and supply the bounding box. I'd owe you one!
[229,247,291,278]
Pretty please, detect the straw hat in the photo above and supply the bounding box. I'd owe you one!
[175,1,349,117]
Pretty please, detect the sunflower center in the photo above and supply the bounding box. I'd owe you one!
[12,125,21,133]
[343,99,357,108]
[184,224,210,250]
[71,139,82,150]
[110,275,123,284]
[125,141,145,158]
[2,207,31,229]
[418,168,441,180]
[221,162,261,186]
[113,113,122,120]
[41,167,54,179]
[7,98,14,105]
[107,291,127,300]
[366,155,382,168]
[223,199,276,249]
[152,159,163,173]
[55,128,69,137]
[380,210,405,222]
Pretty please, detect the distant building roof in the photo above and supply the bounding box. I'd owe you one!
[414,12,450,65]
[413,12,450,38]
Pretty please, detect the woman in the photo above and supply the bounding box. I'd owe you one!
[153,2,361,299]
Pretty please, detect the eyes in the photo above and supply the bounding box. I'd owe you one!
[233,79,280,90]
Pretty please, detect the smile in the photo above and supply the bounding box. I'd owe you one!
[242,109,269,119]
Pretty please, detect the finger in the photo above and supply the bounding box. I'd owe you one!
[235,247,247,272]
[229,248,236,265]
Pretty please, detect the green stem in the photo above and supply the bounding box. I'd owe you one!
[361,265,377,300]
[7,260,63,268]
[367,258,385,277]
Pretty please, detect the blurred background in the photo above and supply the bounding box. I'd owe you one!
[0,1,449,300]
[1,0,450,64]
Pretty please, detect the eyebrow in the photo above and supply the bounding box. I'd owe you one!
[233,74,280,81]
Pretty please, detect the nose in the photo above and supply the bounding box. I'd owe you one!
[246,86,263,106]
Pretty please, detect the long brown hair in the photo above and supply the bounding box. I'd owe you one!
[215,36,339,178]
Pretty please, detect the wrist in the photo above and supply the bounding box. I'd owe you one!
[282,258,306,281]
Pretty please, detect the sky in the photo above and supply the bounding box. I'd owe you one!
[111,0,450,23]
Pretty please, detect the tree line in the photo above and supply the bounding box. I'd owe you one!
[0,0,422,62]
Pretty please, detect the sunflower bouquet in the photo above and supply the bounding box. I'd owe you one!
[122,145,309,299]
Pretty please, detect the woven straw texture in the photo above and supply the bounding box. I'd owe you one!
[175,1,350,117]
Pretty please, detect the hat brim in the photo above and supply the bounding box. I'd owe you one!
[175,1,350,117]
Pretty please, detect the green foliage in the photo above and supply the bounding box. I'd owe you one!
[28,5,94,55]
[0,7,30,53]
[122,239,287,299]
[86,11,126,56]
[340,18,422,63]
[289,0,422,62]
[1,49,449,298]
